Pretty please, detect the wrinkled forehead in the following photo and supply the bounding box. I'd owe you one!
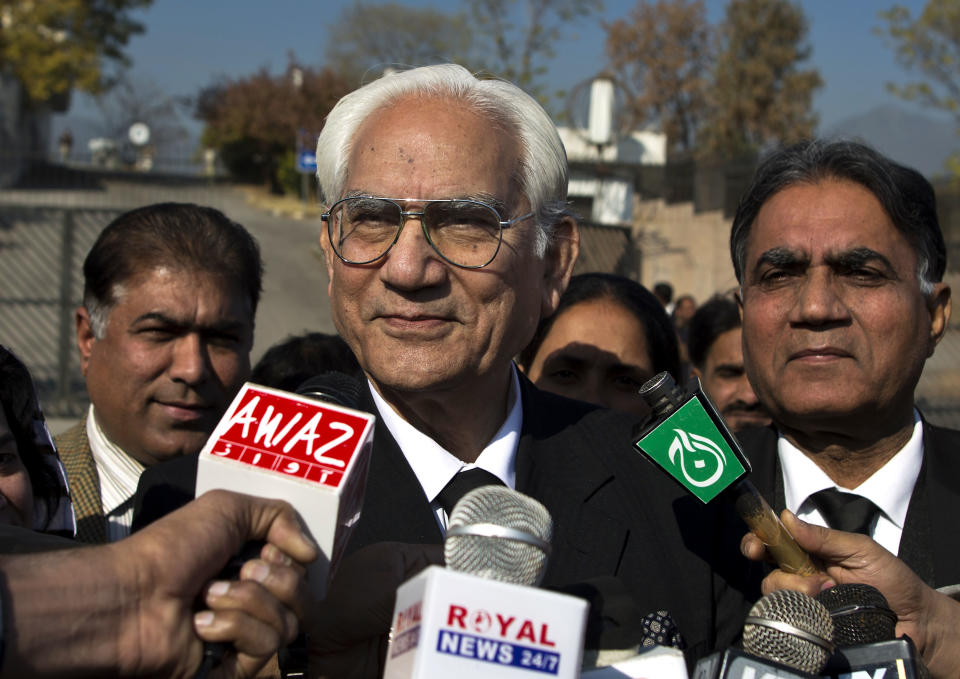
[745,180,913,266]
[343,96,523,201]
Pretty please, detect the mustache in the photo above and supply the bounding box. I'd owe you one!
[723,400,766,414]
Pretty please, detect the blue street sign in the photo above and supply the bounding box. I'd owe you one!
[296,149,317,173]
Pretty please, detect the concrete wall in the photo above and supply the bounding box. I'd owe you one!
[632,198,739,305]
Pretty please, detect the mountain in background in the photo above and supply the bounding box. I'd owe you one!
[823,104,958,179]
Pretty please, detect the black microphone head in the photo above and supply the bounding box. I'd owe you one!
[445,485,552,587]
[815,583,897,646]
[295,371,364,409]
[743,589,835,674]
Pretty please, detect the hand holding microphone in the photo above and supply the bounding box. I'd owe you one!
[742,511,960,679]
[634,372,817,576]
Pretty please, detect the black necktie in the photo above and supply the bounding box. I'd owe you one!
[809,488,879,535]
[435,468,504,515]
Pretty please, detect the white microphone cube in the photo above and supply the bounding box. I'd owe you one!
[195,382,375,599]
[385,566,588,679]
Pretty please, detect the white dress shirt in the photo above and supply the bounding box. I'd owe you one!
[86,405,145,541]
[369,367,522,534]
[779,410,924,555]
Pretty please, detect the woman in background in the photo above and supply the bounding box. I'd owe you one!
[518,273,680,417]
[0,346,74,536]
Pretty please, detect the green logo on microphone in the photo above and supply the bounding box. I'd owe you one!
[635,397,746,503]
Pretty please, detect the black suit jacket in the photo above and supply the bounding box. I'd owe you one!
[737,421,960,589]
[133,374,758,661]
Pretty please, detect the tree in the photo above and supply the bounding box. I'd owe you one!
[0,0,152,104]
[324,2,475,84]
[604,0,713,152]
[878,0,960,171]
[701,0,822,156]
[195,58,352,192]
[467,0,602,107]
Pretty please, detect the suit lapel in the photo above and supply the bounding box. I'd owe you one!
[902,422,960,587]
[346,387,443,553]
[514,375,629,581]
[55,422,107,544]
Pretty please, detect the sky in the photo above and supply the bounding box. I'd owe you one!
[60,0,942,137]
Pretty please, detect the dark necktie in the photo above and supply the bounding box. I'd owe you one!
[809,488,879,535]
[435,467,504,515]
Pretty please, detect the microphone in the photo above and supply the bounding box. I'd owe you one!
[383,486,589,678]
[815,583,897,647]
[693,589,834,678]
[634,372,817,575]
[195,372,376,599]
[444,484,552,585]
[816,584,930,679]
[295,372,366,408]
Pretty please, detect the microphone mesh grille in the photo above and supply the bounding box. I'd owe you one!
[815,583,897,646]
[743,589,834,674]
[445,486,552,586]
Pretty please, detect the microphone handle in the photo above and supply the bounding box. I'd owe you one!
[731,479,818,576]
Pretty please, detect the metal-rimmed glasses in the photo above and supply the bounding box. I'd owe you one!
[321,196,535,269]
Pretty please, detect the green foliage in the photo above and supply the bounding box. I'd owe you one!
[195,59,352,191]
[878,0,960,174]
[0,0,152,104]
[878,0,960,115]
[276,149,302,196]
[699,0,822,157]
[605,0,713,151]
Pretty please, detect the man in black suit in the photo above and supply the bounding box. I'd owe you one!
[731,140,960,677]
[307,64,756,672]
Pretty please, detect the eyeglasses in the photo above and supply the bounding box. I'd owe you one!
[321,196,535,269]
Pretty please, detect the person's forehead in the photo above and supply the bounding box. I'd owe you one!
[111,266,253,320]
[706,327,743,365]
[746,179,908,260]
[344,97,519,198]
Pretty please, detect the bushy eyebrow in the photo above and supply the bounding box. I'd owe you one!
[825,247,895,273]
[753,246,896,274]
[754,247,807,271]
[131,312,247,335]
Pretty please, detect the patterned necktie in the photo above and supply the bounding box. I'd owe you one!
[435,467,505,515]
[810,488,879,535]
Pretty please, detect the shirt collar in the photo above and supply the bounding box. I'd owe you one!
[368,366,521,503]
[779,409,924,530]
[86,405,146,514]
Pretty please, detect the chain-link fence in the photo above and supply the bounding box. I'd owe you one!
[0,206,122,416]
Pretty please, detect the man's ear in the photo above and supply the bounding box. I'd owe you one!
[541,216,579,317]
[927,282,951,356]
[75,307,97,377]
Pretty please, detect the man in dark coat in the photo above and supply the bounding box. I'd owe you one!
[731,139,960,677]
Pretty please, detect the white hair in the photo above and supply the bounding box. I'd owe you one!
[315,64,571,257]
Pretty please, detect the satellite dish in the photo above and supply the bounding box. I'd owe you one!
[128,122,151,146]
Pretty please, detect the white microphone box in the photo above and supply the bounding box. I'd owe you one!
[385,566,588,679]
[195,382,374,599]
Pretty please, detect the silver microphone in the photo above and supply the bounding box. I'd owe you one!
[444,485,552,586]
[743,589,835,674]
